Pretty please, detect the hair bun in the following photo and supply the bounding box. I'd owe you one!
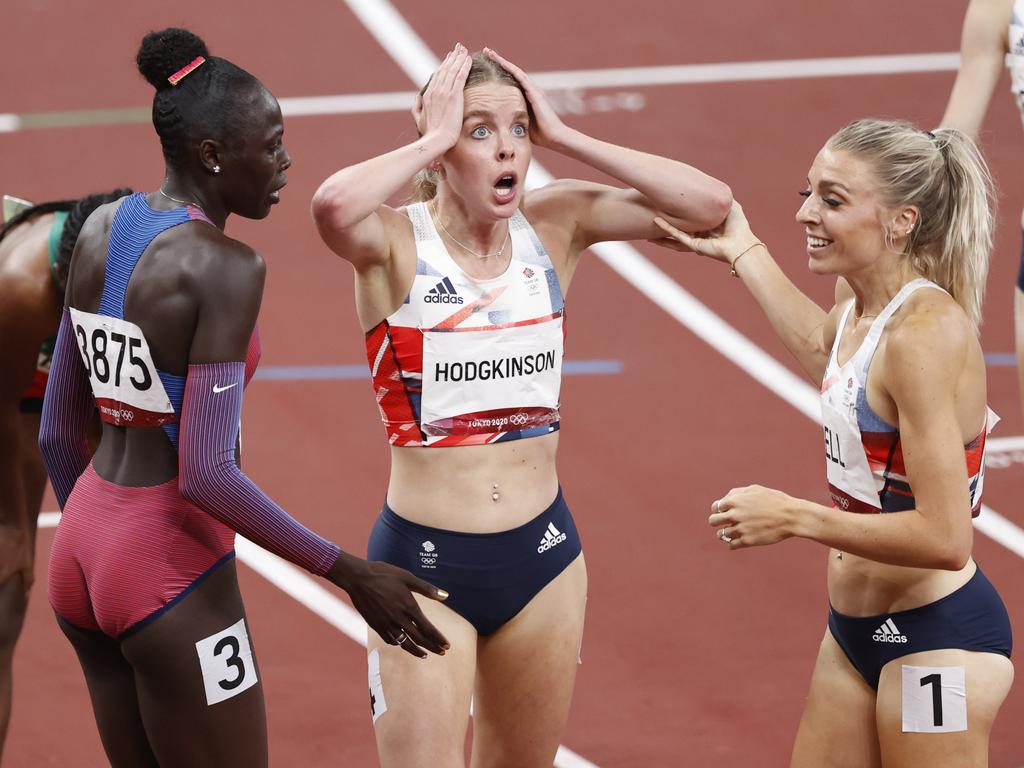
[136,28,210,91]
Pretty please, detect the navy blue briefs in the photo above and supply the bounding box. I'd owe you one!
[367,489,582,635]
[828,566,1012,690]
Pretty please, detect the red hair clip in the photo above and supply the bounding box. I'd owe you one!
[168,56,206,86]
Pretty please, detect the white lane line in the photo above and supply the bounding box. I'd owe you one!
[342,0,1024,570]
[590,241,821,420]
[0,113,21,133]
[0,51,967,134]
[975,506,1024,558]
[278,91,416,117]
[38,512,60,529]
[530,52,960,90]
[987,435,1024,453]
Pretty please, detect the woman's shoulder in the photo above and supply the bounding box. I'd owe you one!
[883,286,977,381]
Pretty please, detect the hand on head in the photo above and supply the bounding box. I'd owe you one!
[413,43,473,147]
[483,47,567,149]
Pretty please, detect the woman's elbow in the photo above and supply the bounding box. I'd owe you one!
[933,536,972,571]
[177,471,203,507]
[37,424,59,467]
[310,184,352,232]
[691,181,732,231]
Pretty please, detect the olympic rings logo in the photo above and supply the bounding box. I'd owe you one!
[508,412,529,427]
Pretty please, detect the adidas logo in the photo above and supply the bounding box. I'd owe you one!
[537,522,567,553]
[872,618,908,644]
[424,276,464,304]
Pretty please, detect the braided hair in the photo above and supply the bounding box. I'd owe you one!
[136,28,261,167]
[0,189,133,293]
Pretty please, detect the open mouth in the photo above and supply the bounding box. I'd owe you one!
[493,172,517,202]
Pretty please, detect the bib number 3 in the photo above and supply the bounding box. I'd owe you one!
[195,618,259,706]
[901,665,967,733]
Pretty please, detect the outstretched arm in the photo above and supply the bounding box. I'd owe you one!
[941,0,1011,139]
[653,203,837,384]
[178,239,449,657]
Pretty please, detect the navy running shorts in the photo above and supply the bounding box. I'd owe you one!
[827,565,1012,689]
[367,488,582,635]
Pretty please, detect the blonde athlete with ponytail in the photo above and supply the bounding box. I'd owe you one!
[655,119,1013,767]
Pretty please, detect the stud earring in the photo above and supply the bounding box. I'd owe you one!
[213,165,221,174]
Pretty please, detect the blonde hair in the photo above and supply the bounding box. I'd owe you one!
[827,118,995,328]
[410,52,527,203]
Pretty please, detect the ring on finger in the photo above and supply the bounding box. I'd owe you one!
[391,629,409,645]
[719,529,733,544]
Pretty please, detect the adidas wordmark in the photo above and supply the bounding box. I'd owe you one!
[537,522,567,553]
[424,277,464,305]
[872,618,908,644]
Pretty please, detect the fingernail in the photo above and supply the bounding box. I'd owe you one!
[437,588,449,600]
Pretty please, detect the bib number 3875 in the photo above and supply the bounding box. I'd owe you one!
[74,323,152,390]
[67,308,174,425]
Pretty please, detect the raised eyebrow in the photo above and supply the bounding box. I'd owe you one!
[463,110,494,123]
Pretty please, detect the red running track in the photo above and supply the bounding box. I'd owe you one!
[4,1,1024,765]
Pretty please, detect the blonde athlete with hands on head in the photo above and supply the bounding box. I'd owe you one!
[654,119,1012,767]
[942,0,1024,416]
[313,43,730,767]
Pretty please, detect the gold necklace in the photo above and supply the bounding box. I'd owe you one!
[431,202,510,260]
[158,186,205,213]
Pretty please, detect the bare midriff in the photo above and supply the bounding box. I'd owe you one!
[386,432,560,532]
[827,549,975,616]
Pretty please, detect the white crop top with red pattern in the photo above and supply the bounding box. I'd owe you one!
[365,202,565,447]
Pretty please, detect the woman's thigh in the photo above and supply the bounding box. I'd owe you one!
[120,558,268,768]
[471,553,587,768]
[369,594,480,768]
[876,648,1014,768]
[791,629,881,768]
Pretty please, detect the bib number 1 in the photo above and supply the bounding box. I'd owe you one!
[901,665,967,733]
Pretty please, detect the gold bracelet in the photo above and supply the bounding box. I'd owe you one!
[729,241,765,278]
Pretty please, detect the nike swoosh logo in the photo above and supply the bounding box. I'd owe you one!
[212,383,238,393]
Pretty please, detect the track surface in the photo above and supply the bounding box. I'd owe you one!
[4,1,1024,765]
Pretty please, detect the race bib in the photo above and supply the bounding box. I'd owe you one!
[195,618,258,706]
[68,308,175,427]
[420,316,562,439]
[821,374,878,509]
